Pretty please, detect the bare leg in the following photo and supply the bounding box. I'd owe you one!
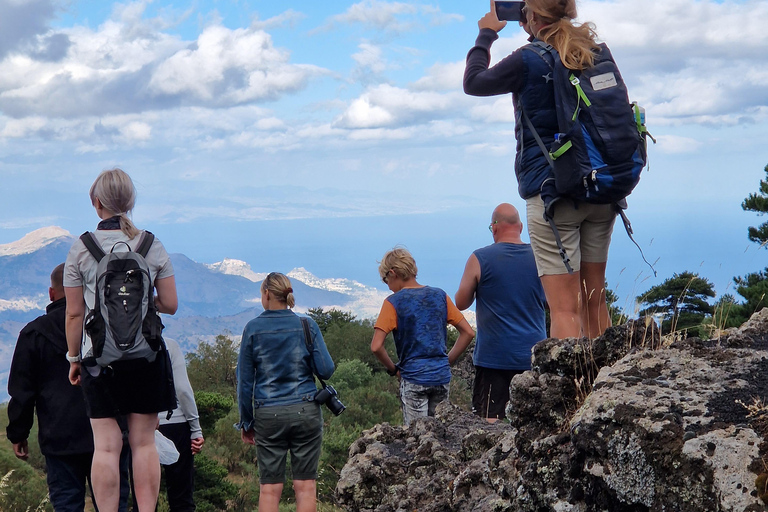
[90,418,124,512]
[127,413,161,512]
[540,272,582,339]
[294,479,317,512]
[259,483,284,512]
[580,261,611,339]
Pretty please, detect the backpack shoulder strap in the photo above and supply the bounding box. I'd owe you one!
[135,231,155,258]
[80,232,106,262]
[522,110,555,169]
[523,40,555,70]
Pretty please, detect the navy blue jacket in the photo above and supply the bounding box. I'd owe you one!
[464,29,557,200]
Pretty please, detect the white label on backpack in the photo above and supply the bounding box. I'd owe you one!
[590,72,617,91]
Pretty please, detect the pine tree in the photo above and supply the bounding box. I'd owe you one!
[636,271,715,336]
[742,164,768,247]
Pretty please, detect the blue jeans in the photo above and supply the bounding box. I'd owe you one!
[399,379,450,426]
[46,448,130,512]
[45,453,92,512]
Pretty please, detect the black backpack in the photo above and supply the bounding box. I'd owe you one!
[522,41,656,274]
[80,231,164,367]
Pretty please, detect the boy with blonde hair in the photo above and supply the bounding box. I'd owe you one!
[371,248,475,426]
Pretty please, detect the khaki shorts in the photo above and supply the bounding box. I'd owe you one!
[526,195,616,276]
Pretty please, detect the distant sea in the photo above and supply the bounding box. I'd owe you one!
[154,206,763,317]
[0,205,761,317]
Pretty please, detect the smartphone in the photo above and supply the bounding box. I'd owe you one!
[494,1,526,22]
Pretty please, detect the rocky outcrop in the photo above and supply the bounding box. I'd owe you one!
[336,313,768,511]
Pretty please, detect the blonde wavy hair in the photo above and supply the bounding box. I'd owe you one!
[89,168,140,239]
[261,272,296,308]
[378,247,418,282]
[527,0,600,70]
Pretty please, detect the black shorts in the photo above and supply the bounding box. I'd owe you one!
[81,352,176,419]
[472,366,525,420]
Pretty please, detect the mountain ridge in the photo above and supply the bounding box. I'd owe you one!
[0,226,391,402]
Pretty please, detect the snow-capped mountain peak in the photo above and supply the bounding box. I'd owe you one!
[206,258,268,283]
[0,226,72,257]
[287,267,368,294]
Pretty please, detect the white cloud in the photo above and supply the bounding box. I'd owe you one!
[654,135,704,155]
[331,0,768,135]
[0,2,326,119]
[251,9,306,31]
[335,96,395,128]
[255,117,286,131]
[149,24,324,104]
[334,83,458,129]
[466,142,513,157]
[410,61,465,92]
[577,0,768,124]
[469,97,515,124]
[352,42,387,82]
[119,121,152,141]
[323,0,462,33]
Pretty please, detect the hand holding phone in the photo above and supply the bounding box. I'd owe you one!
[479,0,508,32]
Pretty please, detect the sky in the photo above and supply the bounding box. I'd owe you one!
[0,0,767,317]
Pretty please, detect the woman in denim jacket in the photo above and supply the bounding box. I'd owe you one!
[237,272,335,512]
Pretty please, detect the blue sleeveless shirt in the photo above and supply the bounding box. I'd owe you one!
[473,243,546,370]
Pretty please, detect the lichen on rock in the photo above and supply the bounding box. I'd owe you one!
[336,314,768,511]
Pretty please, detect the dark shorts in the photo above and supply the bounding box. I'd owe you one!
[81,352,176,419]
[472,366,526,420]
[253,402,323,484]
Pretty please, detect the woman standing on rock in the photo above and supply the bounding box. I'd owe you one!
[237,272,335,512]
[464,0,617,339]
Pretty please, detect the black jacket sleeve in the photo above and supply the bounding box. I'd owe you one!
[6,327,40,444]
[464,28,526,97]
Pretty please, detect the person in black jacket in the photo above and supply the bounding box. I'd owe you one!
[6,263,129,512]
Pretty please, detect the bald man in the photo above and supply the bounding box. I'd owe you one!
[455,204,546,422]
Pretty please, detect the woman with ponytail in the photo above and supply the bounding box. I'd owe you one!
[63,168,178,511]
[237,272,335,512]
[464,0,617,340]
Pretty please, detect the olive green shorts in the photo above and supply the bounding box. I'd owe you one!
[253,401,323,484]
[526,195,616,276]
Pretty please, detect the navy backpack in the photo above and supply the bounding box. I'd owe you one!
[522,41,655,273]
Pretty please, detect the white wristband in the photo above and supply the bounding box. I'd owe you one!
[65,353,81,363]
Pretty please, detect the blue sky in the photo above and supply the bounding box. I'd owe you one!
[0,0,767,315]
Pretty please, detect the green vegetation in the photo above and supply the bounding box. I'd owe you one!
[0,406,54,512]
[742,163,768,248]
[636,271,715,337]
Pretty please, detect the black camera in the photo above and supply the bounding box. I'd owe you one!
[314,384,346,416]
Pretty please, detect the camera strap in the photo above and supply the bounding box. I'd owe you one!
[300,317,328,389]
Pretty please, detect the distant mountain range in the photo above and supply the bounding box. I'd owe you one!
[0,227,391,401]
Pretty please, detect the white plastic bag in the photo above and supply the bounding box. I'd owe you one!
[155,430,180,465]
